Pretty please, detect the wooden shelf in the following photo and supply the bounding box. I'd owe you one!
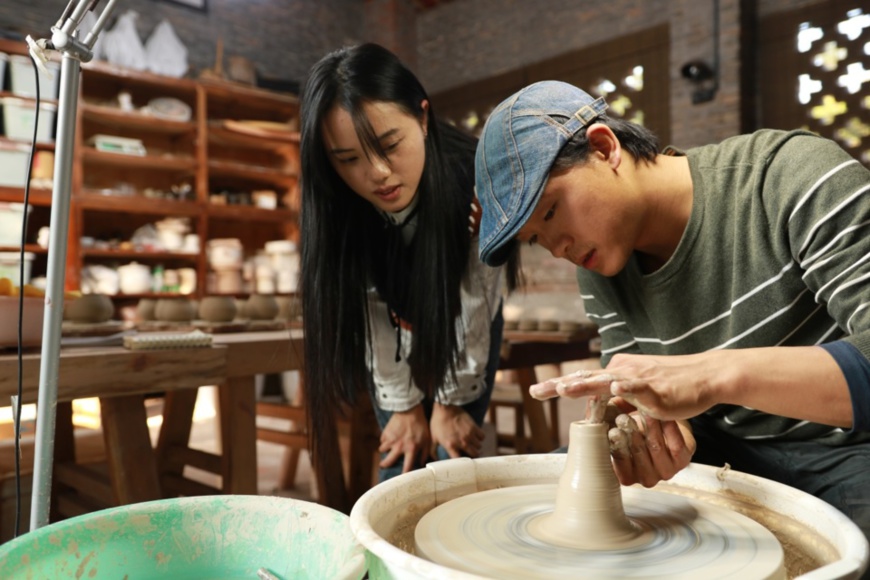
[82,148,197,171]
[208,125,299,149]
[0,244,46,255]
[81,104,197,135]
[0,136,55,151]
[82,249,199,261]
[77,192,201,216]
[207,159,296,184]
[207,204,297,223]
[0,90,58,106]
[0,187,54,206]
[0,38,300,297]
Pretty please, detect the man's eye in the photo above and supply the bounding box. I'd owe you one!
[544,205,555,221]
[528,235,537,246]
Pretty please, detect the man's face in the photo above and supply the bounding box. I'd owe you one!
[515,159,640,277]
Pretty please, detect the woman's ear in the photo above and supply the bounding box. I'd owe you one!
[586,123,621,169]
[420,99,430,137]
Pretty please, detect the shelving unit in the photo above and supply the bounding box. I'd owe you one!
[0,39,300,305]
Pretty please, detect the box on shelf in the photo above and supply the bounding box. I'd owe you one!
[1,97,57,143]
[0,251,35,286]
[0,144,30,187]
[8,54,60,100]
[0,53,7,92]
[0,203,30,246]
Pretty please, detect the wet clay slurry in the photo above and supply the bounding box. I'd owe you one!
[414,421,788,579]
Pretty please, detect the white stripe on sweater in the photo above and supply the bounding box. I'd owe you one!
[798,183,870,258]
[788,159,857,223]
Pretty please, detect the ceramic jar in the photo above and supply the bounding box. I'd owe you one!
[64,294,114,323]
[117,262,152,294]
[246,294,279,320]
[198,296,237,323]
[154,298,196,322]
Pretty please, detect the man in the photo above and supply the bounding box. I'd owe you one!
[474,80,870,549]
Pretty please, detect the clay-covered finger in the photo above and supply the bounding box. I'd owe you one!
[637,414,677,480]
[618,414,658,488]
[608,427,635,485]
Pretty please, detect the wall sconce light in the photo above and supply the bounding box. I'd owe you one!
[681,0,720,104]
[680,59,718,104]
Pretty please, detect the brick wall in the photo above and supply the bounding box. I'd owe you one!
[414,0,828,149]
[0,0,364,87]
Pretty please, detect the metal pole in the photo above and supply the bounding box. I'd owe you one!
[29,52,81,530]
[27,0,118,530]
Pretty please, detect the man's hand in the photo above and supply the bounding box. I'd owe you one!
[529,352,725,421]
[378,404,431,474]
[429,403,485,459]
[607,411,695,487]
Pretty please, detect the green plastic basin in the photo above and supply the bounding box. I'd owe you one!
[0,495,365,579]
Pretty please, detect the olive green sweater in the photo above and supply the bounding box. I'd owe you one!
[577,130,870,444]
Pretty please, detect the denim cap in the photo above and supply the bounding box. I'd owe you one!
[475,81,608,267]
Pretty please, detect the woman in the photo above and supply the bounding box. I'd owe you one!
[299,43,518,483]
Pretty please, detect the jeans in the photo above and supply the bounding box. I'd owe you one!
[372,307,504,482]
[691,415,870,577]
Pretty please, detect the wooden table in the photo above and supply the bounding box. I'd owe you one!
[499,324,599,453]
[0,343,227,515]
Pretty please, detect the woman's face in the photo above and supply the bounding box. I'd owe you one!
[321,100,428,213]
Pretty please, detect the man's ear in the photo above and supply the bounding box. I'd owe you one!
[586,123,621,170]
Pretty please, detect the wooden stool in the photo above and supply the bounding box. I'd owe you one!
[255,376,380,510]
[487,381,531,454]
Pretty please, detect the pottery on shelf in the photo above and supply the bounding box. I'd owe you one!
[64,294,114,324]
[137,298,157,321]
[154,298,196,322]
[246,294,279,320]
[198,295,237,323]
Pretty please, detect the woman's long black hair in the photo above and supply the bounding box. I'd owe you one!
[300,43,510,474]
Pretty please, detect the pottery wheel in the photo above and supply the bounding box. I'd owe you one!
[415,483,785,579]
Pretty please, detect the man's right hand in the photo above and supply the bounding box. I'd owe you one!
[607,409,695,488]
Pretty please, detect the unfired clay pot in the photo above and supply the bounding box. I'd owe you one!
[199,296,237,323]
[246,294,279,320]
[137,298,157,321]
[64,294,114,323]
[154,298,196,322]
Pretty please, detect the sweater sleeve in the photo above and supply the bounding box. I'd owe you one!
[819,341,870,432]
[772,133,870,424]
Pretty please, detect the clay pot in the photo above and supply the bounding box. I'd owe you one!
[154,298,196,322]
[137,298,157,321]
[199,296,237,323]
[246,294,279,320]
[64,294,114,323]
[275,295,299,320]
